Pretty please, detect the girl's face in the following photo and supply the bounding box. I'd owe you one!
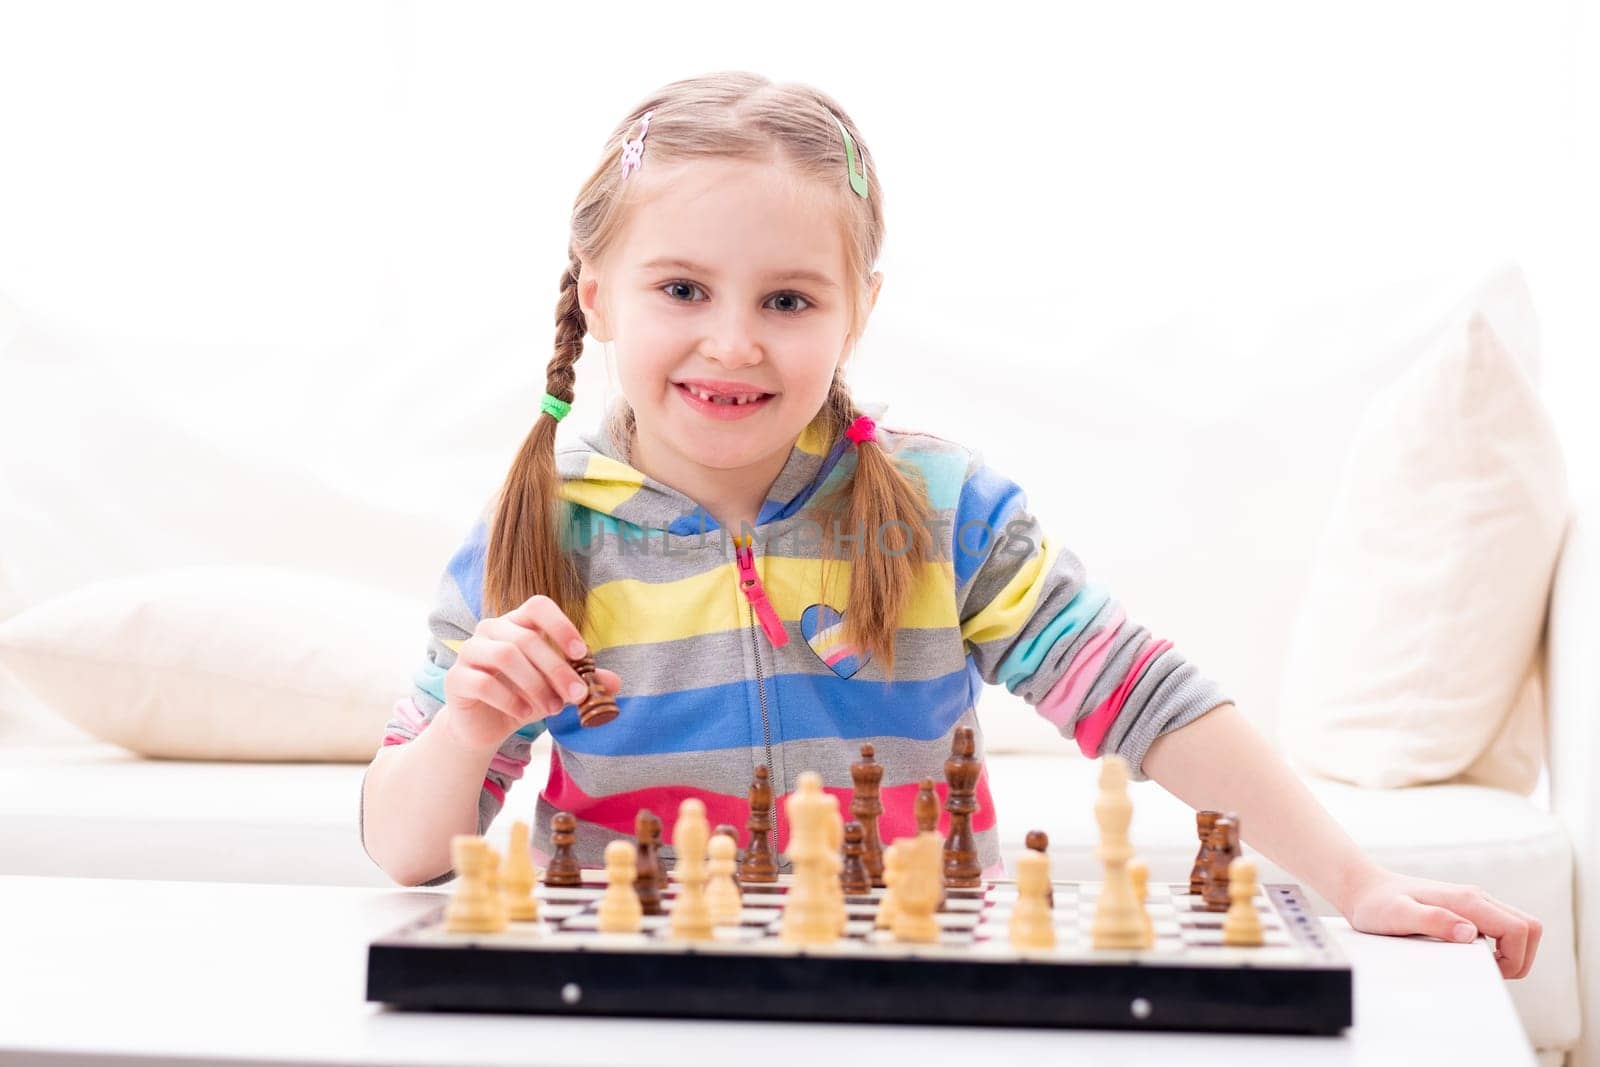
[578,158,878,502]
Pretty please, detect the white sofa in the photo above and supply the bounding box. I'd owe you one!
[1,272,1594,1065]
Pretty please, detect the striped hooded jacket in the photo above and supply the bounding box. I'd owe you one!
[368,406,1228,884]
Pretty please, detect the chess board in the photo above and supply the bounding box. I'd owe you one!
[366,872,1352,1034]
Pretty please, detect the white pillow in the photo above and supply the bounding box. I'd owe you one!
[1278,269,1569,792]
[0,566,427,761]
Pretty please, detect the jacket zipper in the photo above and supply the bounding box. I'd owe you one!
[735,535,783,845]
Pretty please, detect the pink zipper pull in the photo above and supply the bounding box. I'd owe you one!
[734,536,789,648]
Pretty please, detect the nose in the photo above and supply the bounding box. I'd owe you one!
[703,302,763,368]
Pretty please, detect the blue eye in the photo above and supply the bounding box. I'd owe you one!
[660,281,811,315]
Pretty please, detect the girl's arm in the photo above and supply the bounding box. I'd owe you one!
[1141,702,1543,979]
[360,704,501,887]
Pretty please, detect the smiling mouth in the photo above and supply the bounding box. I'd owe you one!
[675,383,775,406]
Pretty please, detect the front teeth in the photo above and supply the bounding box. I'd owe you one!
[689,386,764,405]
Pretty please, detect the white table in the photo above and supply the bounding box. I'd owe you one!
[0,875,1534,1066]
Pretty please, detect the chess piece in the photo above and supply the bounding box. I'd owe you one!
[571,654,619,728]
[544,811,582,887]
[1202,815,1242,913]
[706,833,743,925]
[483,848,510,930]
[1009,847,1056,950]
[598,839,643,932]
[1222,857,1265,946]
[891,832,943,943]
[1026,829,1054,908]
[739,766,779,884]
[1127,858,1155,948]
[1190,811,1220,895]
[502,820,540,921]
[942,726,983,888]
[444,836,503,933]
[876,841,904,930]
[914,777,940,834]
[851,743,887,887]
[1090,756,1146,949]
[781,773,841,945]
[822,788,847,934]
[669,798,714,940]
[840,821,871,895]
[712,824,742,886]
[634,810,664,915]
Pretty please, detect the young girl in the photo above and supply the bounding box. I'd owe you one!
[359,71,1540,979]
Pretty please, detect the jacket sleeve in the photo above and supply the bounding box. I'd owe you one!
[359,513,547,886]
[953,451,1228,779]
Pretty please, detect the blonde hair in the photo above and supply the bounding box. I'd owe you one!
[484,71,935,675]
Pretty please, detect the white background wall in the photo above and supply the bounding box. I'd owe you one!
[1,0,1596,740]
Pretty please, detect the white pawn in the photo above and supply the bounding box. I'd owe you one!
[502,820,539,922]
[875,841,904,930]
[669,798,714,940]
[1009,848,1056,950]
[444,836,502,934]
[598,839,643,933]
[1127,858,1155,948]
[1222,857,1265,946]
[891,832,942,943]
[706,833,743,926]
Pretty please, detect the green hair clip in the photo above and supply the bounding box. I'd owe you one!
[540,392,572,422]
[831,113,870,199]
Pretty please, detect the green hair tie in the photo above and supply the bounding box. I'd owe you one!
[540,393,572,422]
[830,113,869,199]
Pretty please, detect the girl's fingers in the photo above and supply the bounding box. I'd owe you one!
[1420,885,1535,979]
[510,622,590,709]
[461,632,561,718]
[1384,898,1477,944]
[594,668,623,695]
[508,594,589,659]
[449,662,528,723]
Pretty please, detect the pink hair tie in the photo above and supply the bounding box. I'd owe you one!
[845,416,877,445]
[619,110,654,180]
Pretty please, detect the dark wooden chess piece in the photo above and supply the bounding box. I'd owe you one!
[738,765,779,883]
[571,654,619,727]
[914,777,941,834]
[1202,814,1242,913]
[1026,829,1053,908]
[712,824,741,887]
[851,743,886,887]
[840,821,871,895]
[1190,810,1220,895]
[942,726,982,888]
[634,809,664,915]
[543,811,582,887]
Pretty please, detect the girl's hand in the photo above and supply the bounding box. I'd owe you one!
[1343,867,1542,979]
[440,594,622,752]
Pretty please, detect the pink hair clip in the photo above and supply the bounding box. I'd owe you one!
[620,110,655,180]
[845,416,877,445]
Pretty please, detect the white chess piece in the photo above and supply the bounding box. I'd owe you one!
[1222,857,1265,946]
[1091,756,1146,949]
[706,833,743,926]
[598,839,643,933]
[1009,848,1056,950]
[669,798,714,940]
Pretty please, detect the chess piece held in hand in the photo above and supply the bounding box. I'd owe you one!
[571,654,619,727]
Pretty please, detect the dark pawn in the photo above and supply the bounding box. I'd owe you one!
[851,743,887,887]
[739,766,779,883]
[571,654,619,728]
[840,820,871,895]
[914,777,941,834]
[713,823,742,886]
[1202,814,1242,913]
[1190,811,1221,895]
[543,811,582,887]
[1025,829,1053,908]
[634,810,664,914]
[942,726,983,888]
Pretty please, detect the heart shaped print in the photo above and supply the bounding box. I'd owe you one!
[800,603,872,679]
